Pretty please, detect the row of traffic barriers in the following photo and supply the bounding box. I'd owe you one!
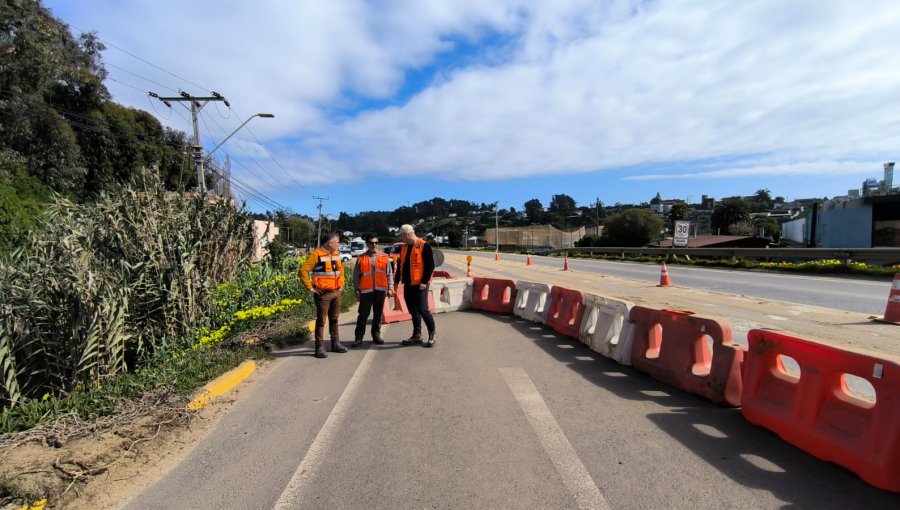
[456,276,900,492]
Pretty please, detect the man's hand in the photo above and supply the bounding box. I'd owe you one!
[310,288,320,295]
[419,283,427,290]
[387,289,395,297]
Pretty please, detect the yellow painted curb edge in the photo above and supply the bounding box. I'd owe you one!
[22,498,46,510]
[187,360,257,410]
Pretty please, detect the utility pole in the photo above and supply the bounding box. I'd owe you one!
[494,202,500,254]
[313,196,328,245]
[150,90,229,194]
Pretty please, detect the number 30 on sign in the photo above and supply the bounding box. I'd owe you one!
[674,221,690,247]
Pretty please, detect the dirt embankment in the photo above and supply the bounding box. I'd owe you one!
[0,362,274,510]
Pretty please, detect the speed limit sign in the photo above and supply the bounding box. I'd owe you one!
[674,221,690,247]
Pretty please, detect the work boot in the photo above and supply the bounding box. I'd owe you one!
[372,337,385,345]
[314,346,328,358]
[425,331,436,348]
[401,334,422,346]
[351,338,363,348]
[331,340,348,353]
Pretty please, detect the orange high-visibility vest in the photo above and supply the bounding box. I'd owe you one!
[398,240,427,285]
[311,248,344,290]
[358,252,390,293]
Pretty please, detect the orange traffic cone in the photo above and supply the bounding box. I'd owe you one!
[658,262,672,287]
[466,264,473,278]
[527,254,533,266]
[875,273,900,325]
[495,251,500,261]
[562,255,570,271]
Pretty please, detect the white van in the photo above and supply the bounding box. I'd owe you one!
[350,238,366,257]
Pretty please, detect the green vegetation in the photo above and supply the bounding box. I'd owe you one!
[0,1,196,252]
[0,176,254,408]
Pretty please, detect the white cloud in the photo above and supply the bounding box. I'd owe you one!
[49,0,900,192]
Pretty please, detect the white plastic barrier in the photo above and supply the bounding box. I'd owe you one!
[579,293,636,365]
[513,280,552,324]
[428,279,471,314]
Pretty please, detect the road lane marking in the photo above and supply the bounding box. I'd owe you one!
[273,348,377,510]
[499,367,611,510]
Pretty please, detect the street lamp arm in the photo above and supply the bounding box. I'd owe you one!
[206,113,274,159]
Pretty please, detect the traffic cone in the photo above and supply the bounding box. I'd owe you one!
[466,264,473,278]
[527,254,533,266]
[657,262,672,287]
[562,255,570,271]
[875,273,900,325]
[495,251,500,261]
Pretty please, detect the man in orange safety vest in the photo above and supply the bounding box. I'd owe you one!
[393,224,437,347]
[299,232,347,358]
[352,234,394,346]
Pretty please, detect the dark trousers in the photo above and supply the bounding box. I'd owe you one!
[354,290,385,340]
[403,284,435,337]
[313,289,343,347]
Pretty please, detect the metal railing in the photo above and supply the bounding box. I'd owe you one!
[539,247,900,265]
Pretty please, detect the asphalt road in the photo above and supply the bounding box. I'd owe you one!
[448,251,890,315]
[123,313,900,509]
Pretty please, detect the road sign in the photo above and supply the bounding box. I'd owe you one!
[674,221,690,247]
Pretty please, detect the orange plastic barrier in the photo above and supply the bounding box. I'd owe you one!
[470,277,517,315]
[545,286,585,341]
[629,307,743,407]
[381,287,412,323]
[742,329,900,492]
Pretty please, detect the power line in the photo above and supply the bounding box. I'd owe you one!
[62,22,212,93]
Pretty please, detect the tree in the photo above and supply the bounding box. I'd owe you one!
[523,198,543,223]
[728,220,756,237]
[600,209,664,246]
[754,216,782,241]
[754,189,772,206]
[711,198,751,235]
[668,202,689,230]
[281,215,316,246]
[548,194,576,214]
[0,151,52,252]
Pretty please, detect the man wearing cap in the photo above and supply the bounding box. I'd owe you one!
[393,224,437,347]
[352,234,394,346]
[298,233,348,358]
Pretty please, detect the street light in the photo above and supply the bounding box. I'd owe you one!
[206,113,275,159]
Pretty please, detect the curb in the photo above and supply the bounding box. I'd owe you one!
[186,360,257,410]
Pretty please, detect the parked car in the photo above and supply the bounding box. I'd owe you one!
[338,245,352,263]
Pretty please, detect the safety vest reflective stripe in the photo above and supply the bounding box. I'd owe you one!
[312,248,344,290]
[358,253,389,293]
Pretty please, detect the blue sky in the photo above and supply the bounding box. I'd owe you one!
[44,0,900,219]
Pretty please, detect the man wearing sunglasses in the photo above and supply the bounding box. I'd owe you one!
[352,234,394,346]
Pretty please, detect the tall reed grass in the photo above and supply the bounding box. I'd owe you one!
[0,177,254,408]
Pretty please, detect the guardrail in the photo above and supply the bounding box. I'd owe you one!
[538,247,900,265]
